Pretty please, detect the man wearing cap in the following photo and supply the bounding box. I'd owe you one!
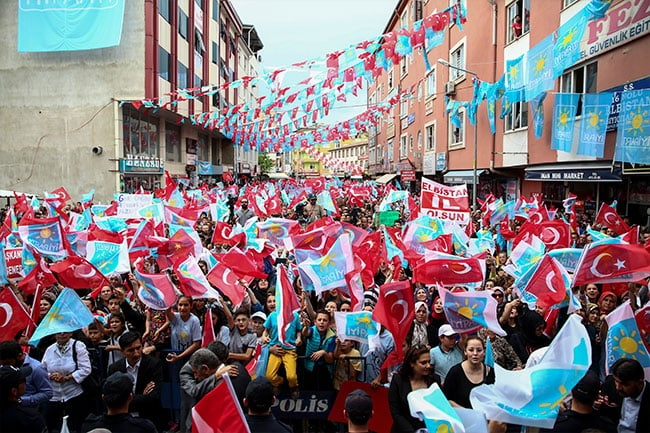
[541,371,615,433]
[244,377,293,432]
[345,389,374,433]
[0,339,52,412]
[429,324,463,384]
[304,194,326,223]
[251,311,267,344]
[81,372,158,433]
[0,364,47,433]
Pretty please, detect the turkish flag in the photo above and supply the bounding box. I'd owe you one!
[421,233,454,254]
[191,375,251,433]
[0,288,33,341]
[49,187,71,203]
[620,226,640,245]
[201,308,216,348]
[595,202,630,235]
[291,224,339,253]
[573,243,650,286]
[214,247,268,280]
[373,280,414,361]
[354,231,385,284]
[49,254,111,290]
[207,263,245,306]
[522,255,568,308]
[88,225,124,244]
[211,222,246,247]
[304,177,325,193]
[413,254,485,286]
[516,219,571,251]
[17,257,59,295]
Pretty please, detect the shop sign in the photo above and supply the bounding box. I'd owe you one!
[119,157,164,174]
[436,152,447,172]
[271,391,335,420]
[401,169,416,181]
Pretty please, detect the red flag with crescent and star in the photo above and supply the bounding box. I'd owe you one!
[573,242,650,286]
[372,280,414,362]
[0,287,33,341]
[49,254,111,291]
[595,202,630,235]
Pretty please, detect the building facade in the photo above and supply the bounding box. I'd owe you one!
[367,0,650,222]
[0,0,262,201]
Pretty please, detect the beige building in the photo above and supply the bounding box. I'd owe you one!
[0,0,262,201]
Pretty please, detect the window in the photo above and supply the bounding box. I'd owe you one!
[178,9,189,40]
[450,42,466,81]
[400,56,408,77]
[195,0,203,10]
[178,62,188,88]
[122,105,159,158]
[561,62,597,114]
[211,41,218,64]
[388,68,394,89]
[409,134,414,152]
[400,134,408,159]
[158,46,170,81]
[426,123,435,151]
[504,101,529,131]
[212,0,219,20]
[563,0,579,7]
[400,96,408,118]
[506,0,530,42]
[212,91,221,108]
[426,68,436,98]
[449,110,465,149]
[165,123,181,162]
[198,134,209,161]
[159,0,171,22]
[414,0,423,20]
[194,74,202,88]
[417,131,422,150]
[195,29,206,53]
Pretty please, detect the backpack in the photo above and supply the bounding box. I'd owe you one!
[72,340,102,398]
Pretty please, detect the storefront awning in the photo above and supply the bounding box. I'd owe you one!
[443,169,486,184]
[524,163,622,182]
[375,173,398,184]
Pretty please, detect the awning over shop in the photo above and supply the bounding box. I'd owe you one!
[267,172,290,180]
[524,163,622,182]
[375,173,398,184]
[443,169,486,184]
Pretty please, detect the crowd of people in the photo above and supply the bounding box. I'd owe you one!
[0,178,649,433]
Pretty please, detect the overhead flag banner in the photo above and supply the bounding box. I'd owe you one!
[553,9,589,77]
[531,92,547,139]
[614,88,650,164]
[578,92,613,157]
[18,0,126,52]
[551,93,580,152]
[505,54,525,91]
[525,34,555,101]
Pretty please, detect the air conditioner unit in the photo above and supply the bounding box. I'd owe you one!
[445,81,456,96]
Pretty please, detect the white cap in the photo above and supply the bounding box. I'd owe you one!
[438,324,457,337]
[251,311,267,322]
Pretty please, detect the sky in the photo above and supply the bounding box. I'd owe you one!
[231,0,399,124]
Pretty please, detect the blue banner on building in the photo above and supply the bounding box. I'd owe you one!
[18,0,126,52]
[531,92,547,139]
[525,35,555,102]
[553,9,589,77]
[505,54,525,91]
[614,88,650,164]
[551,93,580,152]
[577,92,613,157]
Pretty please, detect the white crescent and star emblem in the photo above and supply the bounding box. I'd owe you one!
[0,303,13,328]
[443,262,472,275]
[603,212,620,226]
[388,294,409,325]
[545,272,559,293]
[73,263,97,279]
[530,213,543,224]
[541,227,561,245]
[590,252,613,278]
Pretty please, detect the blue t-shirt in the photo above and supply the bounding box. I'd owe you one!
[264,311,301,349]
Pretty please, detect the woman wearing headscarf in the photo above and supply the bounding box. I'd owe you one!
[427,296,447,348]
[407,302,430,349]
[508,310,551,364]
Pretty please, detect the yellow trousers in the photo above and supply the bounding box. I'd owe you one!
[265,349,298,388]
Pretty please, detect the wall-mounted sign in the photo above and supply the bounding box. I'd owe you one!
[435,152,447,172]
[118,157,164,174]
[401,169,416,181]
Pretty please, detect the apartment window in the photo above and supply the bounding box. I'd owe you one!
[178,62,188,88]
[417,131,422,150]
[212,92,221,108]
[158,46,170,81]
[561,62,598,114]
[165,123,181,162]
[414,0,423,20]
[400,96,408,118]
[426,123,435,151]
[178,9,189,40]
[195,0,203,10]
[195,29,206,53]
[198,134,209,161]
[388,68,394,90]
[211,42,218,64]
[504,102,529,131]
[449,110,465,149]
[426,68,436,98]
[122,105,159,158]
[398,135,408,160]
[506,0,530,42]
[450,42,466,81]
[563,0,579,8]
[194,74,202,88]
[212,0,219,20]
[400,57,408,77]
[159,0,171,22]
[409,134,414,152]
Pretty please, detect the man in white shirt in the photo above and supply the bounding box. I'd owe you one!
[611,358,650,433]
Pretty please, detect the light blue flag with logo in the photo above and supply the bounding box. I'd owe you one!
[505,55,525,91]
[525,35,555,101]
[485,337,495,368]
[334,311,380,345]
[551,93,580,151]
[578,92,613,157]
[86,240,130,275]
[378,190,409,211]
[298,234,355,295]
[548,248,583,273]
[29,288,95,344]
[614,88,650,164]
[470,315,591,428]
[553,9,589,77]
[531,92,547,139]
[605,301,650,378]
[18,0,126,52]
[408,383,466,433]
